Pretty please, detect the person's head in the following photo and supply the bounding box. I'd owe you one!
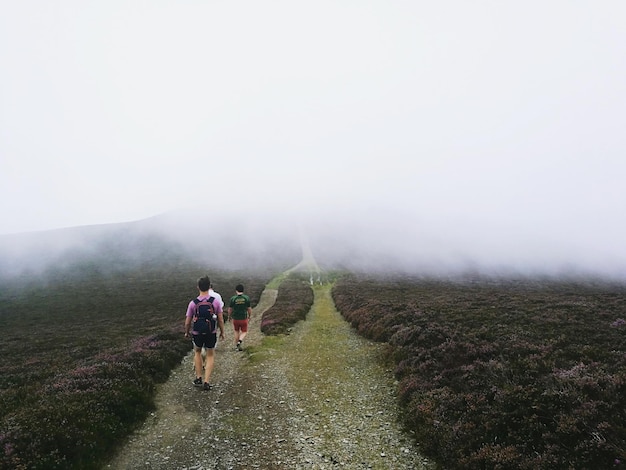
[198,276,211,292]
[236,284,244,293]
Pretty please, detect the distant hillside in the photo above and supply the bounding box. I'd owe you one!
[4,203,624,281]
[0,209,301,279]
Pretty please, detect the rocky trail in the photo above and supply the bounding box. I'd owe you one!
[107,281,435,470]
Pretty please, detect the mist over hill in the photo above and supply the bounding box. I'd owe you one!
[0,209,301,280]
[2,204,625,282]
[299,204,626,281]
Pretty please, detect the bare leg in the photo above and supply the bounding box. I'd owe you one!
[239,320,249,343]
[203,348,215,384]
[194,348,203,379]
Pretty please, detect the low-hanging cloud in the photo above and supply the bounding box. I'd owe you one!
[1,1,625,279]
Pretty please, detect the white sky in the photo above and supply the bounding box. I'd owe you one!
[1,1,626,273]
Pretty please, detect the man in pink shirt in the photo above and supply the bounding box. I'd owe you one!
[184,275,225,390]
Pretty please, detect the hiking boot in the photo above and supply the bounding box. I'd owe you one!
[236,341,243,351]
[193,377,203,387]
[203,382,212,391]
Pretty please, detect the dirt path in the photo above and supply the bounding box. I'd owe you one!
[106,288,278,469]
[107,284,434,469]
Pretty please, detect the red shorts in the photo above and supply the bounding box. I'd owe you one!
[232,319,248,333]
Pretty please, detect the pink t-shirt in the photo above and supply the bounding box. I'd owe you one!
[186,295,223,318]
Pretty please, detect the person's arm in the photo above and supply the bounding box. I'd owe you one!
[184,315,192,337]
[247,307,252,319]
[217,313,225,339]
[214,300,225,338]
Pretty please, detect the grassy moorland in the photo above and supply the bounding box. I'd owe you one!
[5,215,626,469]
[0,262,276,469]
[331,274,626,469]
[0,221,300,470]
[260,274,315,335]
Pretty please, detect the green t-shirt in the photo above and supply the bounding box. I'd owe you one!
[229,294,251,320]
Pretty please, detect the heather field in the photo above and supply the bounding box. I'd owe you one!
[0,260,277,470]
[0,219,300,470]
[260,275,315,335]
[4,217,626,469]
[331,274,626,469]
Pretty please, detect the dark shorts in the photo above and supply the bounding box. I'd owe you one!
[192,333,217,350]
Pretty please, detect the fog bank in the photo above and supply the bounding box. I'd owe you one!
[1,1,625,279]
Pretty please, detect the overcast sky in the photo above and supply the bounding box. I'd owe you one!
[1,1,626,273]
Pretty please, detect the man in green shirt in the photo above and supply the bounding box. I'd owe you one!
[228,284,252,351]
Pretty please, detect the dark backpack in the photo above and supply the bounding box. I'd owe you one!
[192,296,216,334]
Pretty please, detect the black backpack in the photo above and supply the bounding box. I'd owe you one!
[192,296,216,334]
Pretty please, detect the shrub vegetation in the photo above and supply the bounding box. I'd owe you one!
[331,274,626,469]
[260,275,314,335]
[0,259,275,469]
